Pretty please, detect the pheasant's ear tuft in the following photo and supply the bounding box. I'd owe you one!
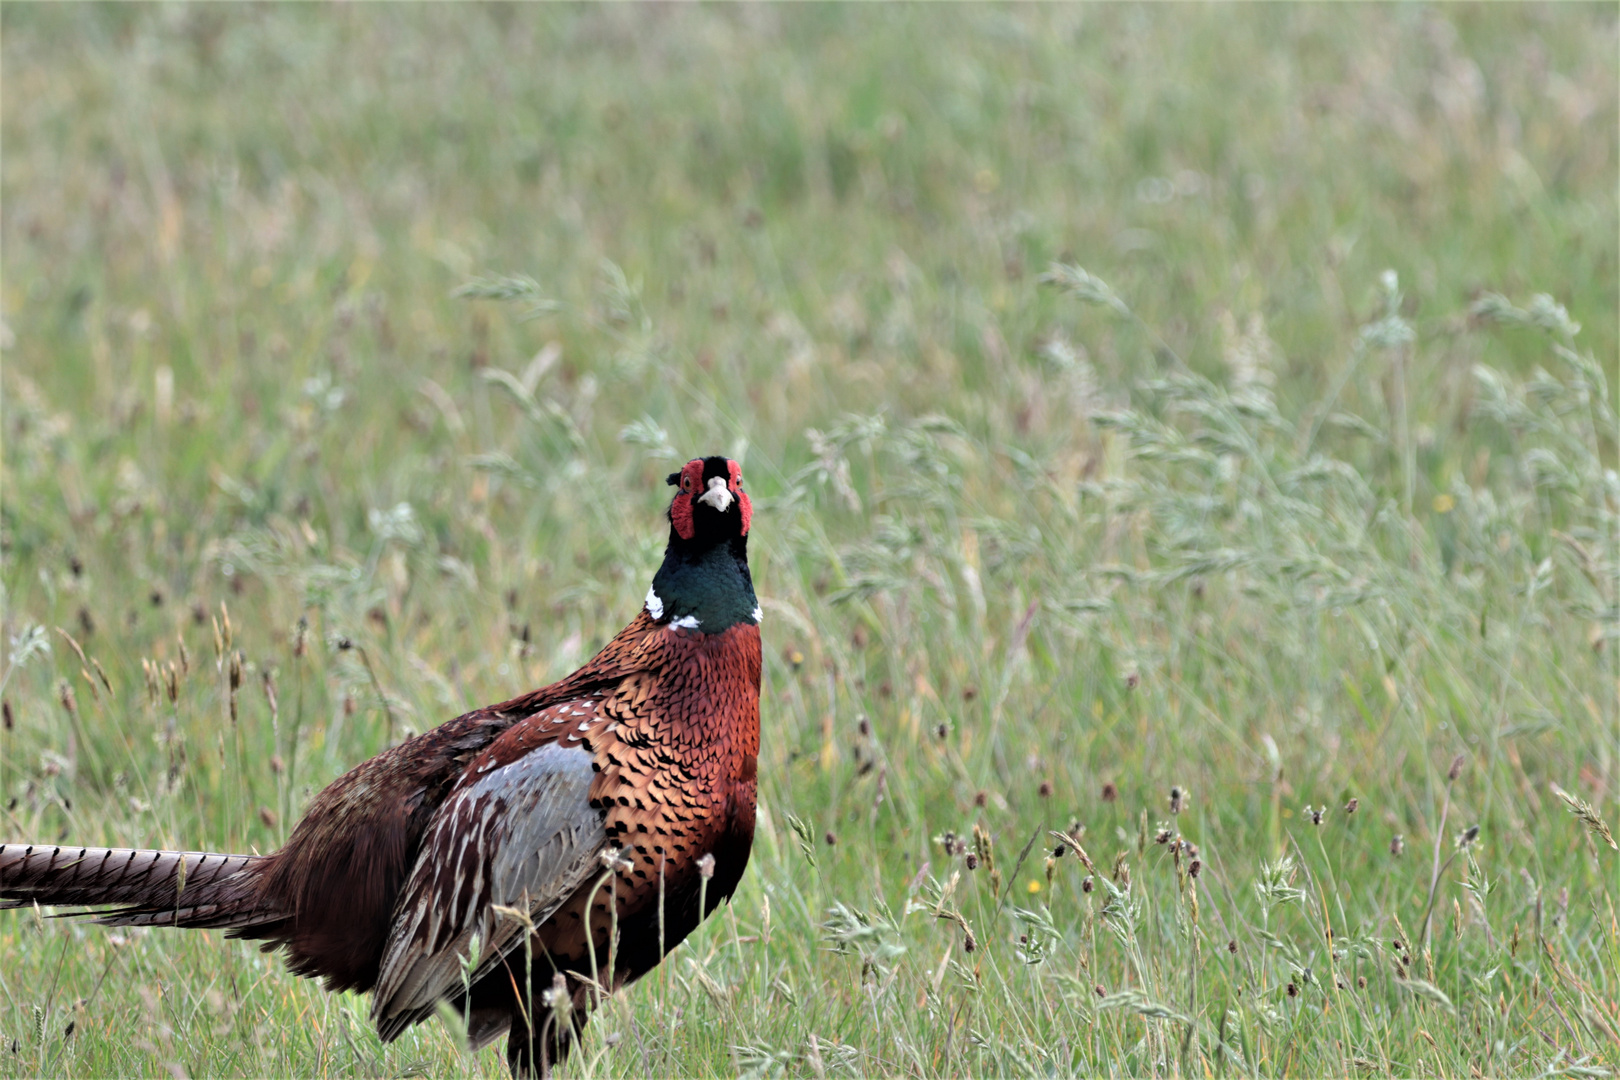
[666,472,681,487]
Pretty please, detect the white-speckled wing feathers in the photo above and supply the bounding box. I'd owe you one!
[371,730,607,1040]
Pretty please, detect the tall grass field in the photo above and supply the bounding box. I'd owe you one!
[2,6,1616,1077]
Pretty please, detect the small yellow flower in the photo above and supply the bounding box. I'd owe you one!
[1027,880,1041,894]
[1432,494,1456,514]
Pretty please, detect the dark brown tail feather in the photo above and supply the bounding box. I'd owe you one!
[0,843,282,929]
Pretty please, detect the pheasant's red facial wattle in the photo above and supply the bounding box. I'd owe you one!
[668,460,704,540]
[728,458,752,537]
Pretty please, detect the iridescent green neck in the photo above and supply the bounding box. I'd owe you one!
[645,534,759,633]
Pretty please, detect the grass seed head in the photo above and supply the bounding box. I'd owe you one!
[1101,782,1118,803]
[1448,753,1466,782]
[1170,786,1184,814]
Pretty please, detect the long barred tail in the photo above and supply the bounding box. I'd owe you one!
[0,843,281,929]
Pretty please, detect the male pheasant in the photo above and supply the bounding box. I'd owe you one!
[0,455,762,1076]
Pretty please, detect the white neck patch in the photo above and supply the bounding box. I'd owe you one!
[670,614,701,630]
[644,586,664,621]
[751,604,763,624]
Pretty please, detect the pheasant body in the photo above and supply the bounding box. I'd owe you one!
[0,456,761,1076]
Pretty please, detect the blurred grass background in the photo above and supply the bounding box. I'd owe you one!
[2,5,1616,1077]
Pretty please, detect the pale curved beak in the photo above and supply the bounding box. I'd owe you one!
[698,475,734,512]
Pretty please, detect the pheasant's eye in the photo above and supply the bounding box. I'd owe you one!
[681,476,692,492]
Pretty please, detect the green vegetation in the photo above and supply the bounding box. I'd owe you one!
[2,5,1616,1076]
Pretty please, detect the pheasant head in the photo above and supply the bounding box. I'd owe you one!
[646,456,759,632]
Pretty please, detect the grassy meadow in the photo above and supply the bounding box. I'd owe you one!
[3,4,1618,1076]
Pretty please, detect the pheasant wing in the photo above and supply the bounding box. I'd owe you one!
[371,737,607,1040]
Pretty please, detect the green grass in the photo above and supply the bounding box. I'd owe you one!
[2,5,1617,1077]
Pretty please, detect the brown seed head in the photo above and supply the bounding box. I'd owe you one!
[1448,753,1466,782]
[1286,982,1299,998]
[974,790,988,808]
[1189,859,1202,878]
[1227,939,1238,954]
[1038,781,1053,798]
[1344,797,1359,815]
[1081,875,1093,893]
[1101,782,1118,803]
[966,853,979,870]
[1390,833,1405,857]
[824,831,837,846]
